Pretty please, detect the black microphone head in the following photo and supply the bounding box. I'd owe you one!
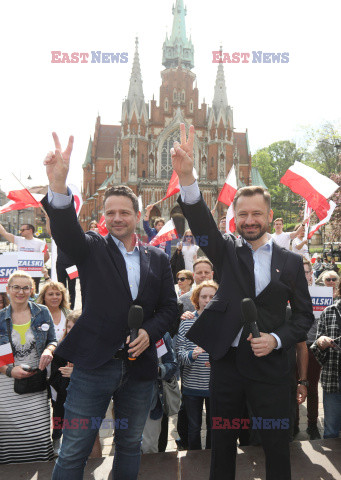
[241,298,258,324]
[128,305,144,329]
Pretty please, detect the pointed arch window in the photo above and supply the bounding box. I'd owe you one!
[164,98,169,112]
[173,89,177,101]
[181,90,185,102]
[161,130,180,179]
[190,99,193,113]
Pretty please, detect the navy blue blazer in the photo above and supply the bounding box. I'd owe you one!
[42,196,178,381]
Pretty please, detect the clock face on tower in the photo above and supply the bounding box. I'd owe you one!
[160,130,181,179]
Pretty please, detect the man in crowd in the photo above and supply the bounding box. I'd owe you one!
[143,204,172,259]
[272,217,306,250]
[0,222,49,292]
[172,123,314,480]
[218,216,226,236]
[43,132,177,480]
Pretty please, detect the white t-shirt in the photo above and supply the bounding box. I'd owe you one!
[182,244,199,272]
[54,310,67,343]
[291,237,310,261]
[14,236,47,253]
[271,232,291,250]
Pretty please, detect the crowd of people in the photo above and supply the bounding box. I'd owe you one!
[0,124,339,480]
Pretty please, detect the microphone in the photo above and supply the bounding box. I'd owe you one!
[127,305,144,360]
[241,298,260,338]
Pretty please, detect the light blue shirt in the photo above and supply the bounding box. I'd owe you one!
[48,186,141,300]
[180,181,282,349]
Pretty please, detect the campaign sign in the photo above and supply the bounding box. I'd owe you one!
[308,286,333,318]
[0,254,18,292]
[18,252,44,278]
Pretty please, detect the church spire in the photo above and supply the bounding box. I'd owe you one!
[162,0,194,70]
[212,46,228,116]
[127,38,144,105]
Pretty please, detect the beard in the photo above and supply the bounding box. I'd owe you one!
[237,223,269,242]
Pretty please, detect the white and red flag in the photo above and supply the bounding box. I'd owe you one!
[97,215,109,236]
[150,219,178,246]
[225,204,236,234]
[66,265,79,280]
[280,162,339,220]
[161,171,180,201]
[0,191,43,214]
[307,200,337,240]
[218,166,238,206]
[0,343,14,367]
[68,184,83,216]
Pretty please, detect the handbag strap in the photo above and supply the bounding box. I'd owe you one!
[6,319,15,366]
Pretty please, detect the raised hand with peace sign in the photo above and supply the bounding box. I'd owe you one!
[43,132,74,194]
[171,123,196,186]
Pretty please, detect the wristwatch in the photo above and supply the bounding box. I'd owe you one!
[298,379,309,387]
[5,366,14,378]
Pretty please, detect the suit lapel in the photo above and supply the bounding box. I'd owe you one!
[136,244,151,299]
[270,243,288,283]
[235,239,256,298]
[105,234,132,300]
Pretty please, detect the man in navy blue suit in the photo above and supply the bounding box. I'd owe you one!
[43,133,177,480]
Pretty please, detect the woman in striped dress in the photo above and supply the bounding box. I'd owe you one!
[176,280,218,450]
[0,271,57,464]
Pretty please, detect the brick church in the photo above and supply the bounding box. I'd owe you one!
[80,0,265,236]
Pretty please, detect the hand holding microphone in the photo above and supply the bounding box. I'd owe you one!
[126,305,150,360]
[241,298,277,357]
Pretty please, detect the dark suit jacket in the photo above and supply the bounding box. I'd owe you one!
[178,194,314,384]
[42,196,178,381]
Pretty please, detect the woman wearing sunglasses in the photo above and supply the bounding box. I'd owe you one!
[176,270,194,297]
[181,230,199,272]
[321,271,340,300]
[0,271,57,464]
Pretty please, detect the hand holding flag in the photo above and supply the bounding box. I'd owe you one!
[149,219,178,246]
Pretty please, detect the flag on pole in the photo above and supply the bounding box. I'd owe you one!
[0,343,14,367]
[307,201,337,239]
[161,171,180,201]
[97,215,108,236]
[280,162,339,220]
[68,184,83,217]
[218,166,238,207]
[311,253,318,264]
[303,201,312,239]
[66,265,79,280]
[225,204,236,234]
[0,193,43,214]
[150,219,178,246]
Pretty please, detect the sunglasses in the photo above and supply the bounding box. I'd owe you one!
[185,235,193,238]
[325,278,337,282]
[20,228,29,232]
[177,277,188,282]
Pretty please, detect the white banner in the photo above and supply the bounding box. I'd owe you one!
[17,252,44,278]
[308,286,333,318]
[0,255,18,291]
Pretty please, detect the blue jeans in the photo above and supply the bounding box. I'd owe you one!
[52,358,154,480]
[323,377,341,439]
[183,395,211,450]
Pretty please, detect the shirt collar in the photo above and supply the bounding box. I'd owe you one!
[111,234,140,253]
[243,233,273,253]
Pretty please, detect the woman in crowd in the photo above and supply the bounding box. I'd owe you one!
[0,271,57,464]
[37,281,70,343]
[181,230,199,272]
[141,332,178,454]
[176,270,194,297]
[0,292,10,310]
[88,220,99,233]
[170,242,185,283]
[311,281,341,438]
[319,271,340,300]
[176,280,218,450]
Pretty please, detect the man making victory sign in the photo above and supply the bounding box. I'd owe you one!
[171,124,314,480]
[43,132,177,480]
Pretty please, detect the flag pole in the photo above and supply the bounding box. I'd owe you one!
[11,173,48,216]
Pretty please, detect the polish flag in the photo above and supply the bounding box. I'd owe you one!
[97,215,108,236]
[307,201,337,240]
[0,192,43,214]
[161,171,180,201]
[218,166,238,206]
[0,343,14,367]
[150,219,178,246]
[66,265,79,280]
[280,162,339,220]
[68,184,83,217]
[225,204,236,234]
[311,253,318,265]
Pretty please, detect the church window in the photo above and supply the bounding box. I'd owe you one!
[173,89,177,101]
[161,130,181,179]
[211,157,214,167]
[181,90,185,102]
[141,154,144,164]
[190,99,193,112]
[164,98,168,111]
[142,170,146,178]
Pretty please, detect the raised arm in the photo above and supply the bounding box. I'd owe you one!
[0,223,15,244]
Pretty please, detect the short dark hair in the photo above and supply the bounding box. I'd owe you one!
[154,217,165,227]
[219,216,226,223]
[103,185,139,213]
[274,218,284,224]
[23,224,35,233]
[233,186,271,211]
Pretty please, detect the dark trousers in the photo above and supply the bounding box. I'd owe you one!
[295,347,321,429]
[183,395,211,450]
[52,397,65,440]
[34,276,41,294]
[209,348,291,480]
[158,413,169,452]
[57,263,76,309]
[176,398,189,448]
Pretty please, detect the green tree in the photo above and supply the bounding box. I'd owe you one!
[302,122,341,175]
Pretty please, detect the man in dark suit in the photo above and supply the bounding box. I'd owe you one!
[171,124,314,480]
[43,133,177,480]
